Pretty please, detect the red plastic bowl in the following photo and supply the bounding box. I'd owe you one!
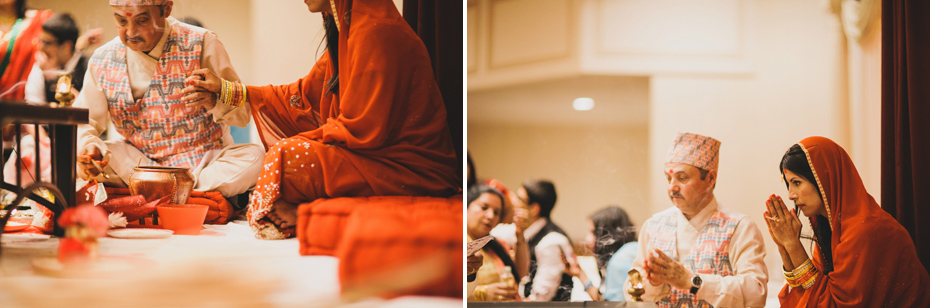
[155,204,208,235]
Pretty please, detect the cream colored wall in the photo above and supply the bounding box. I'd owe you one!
[467,123,651,246]
[249,1,323,86]
[846,13,882,202]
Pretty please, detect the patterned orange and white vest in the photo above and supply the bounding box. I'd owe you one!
[644,208,742,308]
[88,21,225,169]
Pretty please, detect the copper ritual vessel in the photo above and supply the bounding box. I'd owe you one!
[128,166,195,204]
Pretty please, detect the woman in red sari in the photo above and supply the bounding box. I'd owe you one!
[0,0,51,100]
[764,136,930,307]
[183,0,459,239]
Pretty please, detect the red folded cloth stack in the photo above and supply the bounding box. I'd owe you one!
[103,187,237,225]
[296,195,463,299]
[296,199,357,256]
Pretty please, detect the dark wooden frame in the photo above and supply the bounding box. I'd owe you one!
[0,101,88,239]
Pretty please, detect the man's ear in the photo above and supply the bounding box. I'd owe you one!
[62,40,75,54]
[529,203,541,217]
[707,170,717,186]
[163,1,174,17]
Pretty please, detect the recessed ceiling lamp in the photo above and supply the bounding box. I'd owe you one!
[573,97,595,111]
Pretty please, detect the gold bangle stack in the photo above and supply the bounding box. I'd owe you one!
[218,78,247,108]
[784,259,819,289]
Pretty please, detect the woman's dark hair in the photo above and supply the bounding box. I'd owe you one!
[467,184,504,209]
[15,0,26,19]
[467,152,477,188]
[179,17,204,28]
[590,206,636,273]
[322,13,340,96]
[780,144,834,274]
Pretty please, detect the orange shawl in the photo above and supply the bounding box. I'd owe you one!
[779,136,930,307]
[0,10,51,100]
[245,0,459,198]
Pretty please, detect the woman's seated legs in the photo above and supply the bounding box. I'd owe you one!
[248,136,330,239]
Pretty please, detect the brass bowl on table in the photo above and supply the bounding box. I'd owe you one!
[128,166,194,205]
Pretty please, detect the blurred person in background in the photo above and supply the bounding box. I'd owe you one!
[467,184,528,302]
[0,0,51,100]
[564,205,638,301]
[25,12,102,104]
[494,179,574,301]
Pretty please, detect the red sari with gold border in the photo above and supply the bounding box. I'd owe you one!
[779,136,930,307]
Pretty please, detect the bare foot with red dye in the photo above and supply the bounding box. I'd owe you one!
[266,199,298,230]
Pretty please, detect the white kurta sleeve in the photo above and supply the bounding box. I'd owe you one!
[527,233,572,301]
[24,63,46,104]
[696,217,769,308]
[72,65,113,177]
[201,31,250,128]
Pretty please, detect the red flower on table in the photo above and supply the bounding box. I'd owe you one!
[57,204,109,238]
[56,205,109,265]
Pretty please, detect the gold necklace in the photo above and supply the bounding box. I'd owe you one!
[0,15,16,25]
[0,17,13,37]
[0,15,18,40]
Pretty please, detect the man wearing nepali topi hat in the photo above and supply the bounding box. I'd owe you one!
[72,0,264,204]
[624,132,768,307]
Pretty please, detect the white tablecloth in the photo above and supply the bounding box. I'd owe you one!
[0,221,462,307]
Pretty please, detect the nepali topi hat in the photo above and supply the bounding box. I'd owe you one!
[666,132,721,171]
[110,0,168,6]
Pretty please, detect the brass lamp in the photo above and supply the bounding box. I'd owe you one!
[53,74,75,107]
[627,269,645,302]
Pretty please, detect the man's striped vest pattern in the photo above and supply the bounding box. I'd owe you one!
[88,21,224,169]
[644,208,742,308]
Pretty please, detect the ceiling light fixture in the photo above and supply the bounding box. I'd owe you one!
[573,97,595,111]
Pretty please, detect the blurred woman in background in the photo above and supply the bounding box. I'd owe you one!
[565,205,638,301]
[0,0,51,100]
[467,184,528,301]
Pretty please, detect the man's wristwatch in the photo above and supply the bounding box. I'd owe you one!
[690,275,703,295]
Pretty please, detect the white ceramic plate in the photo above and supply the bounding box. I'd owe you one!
[4,221,29,232]
[107,228,173,239]
[1,233,51,242]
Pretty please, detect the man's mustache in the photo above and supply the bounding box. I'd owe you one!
[669,192,683,199]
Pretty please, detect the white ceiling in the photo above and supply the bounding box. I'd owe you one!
[467,75,651,127]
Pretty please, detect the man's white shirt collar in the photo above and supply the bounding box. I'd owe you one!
[679,197,718,231]
[523,217,548,240]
